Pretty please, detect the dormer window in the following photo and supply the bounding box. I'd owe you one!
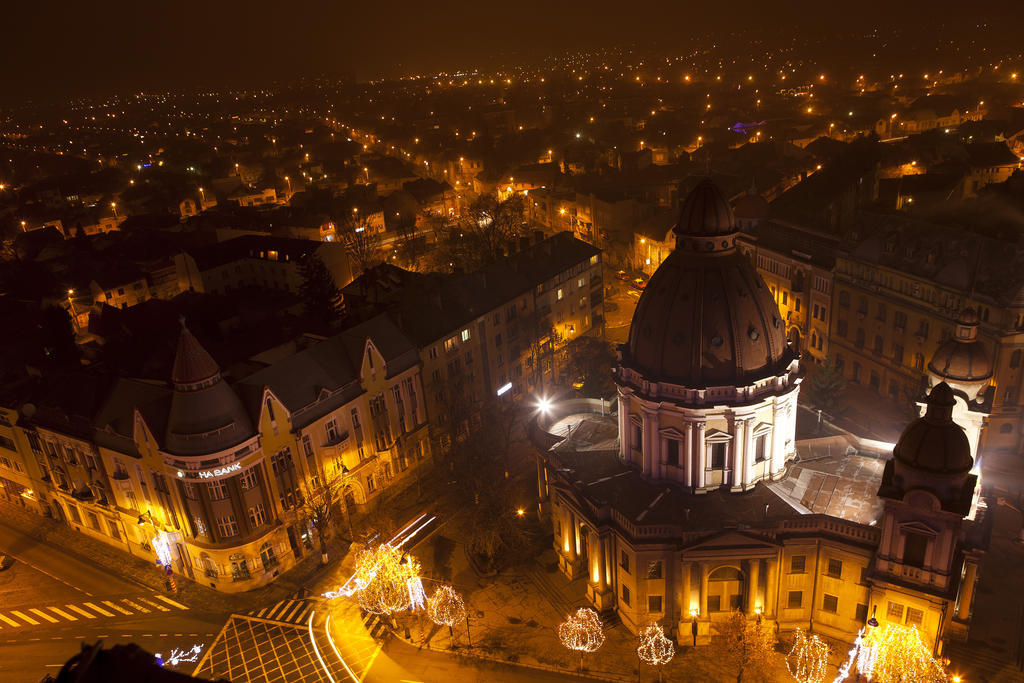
[903,531,928,568]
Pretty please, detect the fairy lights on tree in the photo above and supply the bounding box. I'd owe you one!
[352,543,421,615]
[637,622,675,681]
[558,608,605,673]
[859,623,947,683]
[786,628,830,683]
[427,584,467,645]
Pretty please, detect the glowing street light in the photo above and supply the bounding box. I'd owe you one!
[537,397,552,413]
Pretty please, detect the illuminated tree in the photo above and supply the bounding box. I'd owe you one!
[712,610,776,683]
[858,623,946,683]
[427,585,467,644]
[786,628,830,683]
[353,544,421,615]
[558,608,605,673]
[637,622,675,681]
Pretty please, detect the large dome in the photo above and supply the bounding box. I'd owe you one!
[928,308,992,383]
[623,179,795,388]
[893,382,972,475]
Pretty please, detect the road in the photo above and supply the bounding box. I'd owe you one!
[0,520,225,681]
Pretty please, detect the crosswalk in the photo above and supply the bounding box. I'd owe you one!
[0,594,188,629]
[249,598,315,626]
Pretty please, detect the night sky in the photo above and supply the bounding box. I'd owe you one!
[0,0,1019,102]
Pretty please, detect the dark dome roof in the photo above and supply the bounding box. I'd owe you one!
[928,308,992,383]
[624,180,794,388]
[893,383,972,475]
[165,321,254,457]
[674,178,736,238]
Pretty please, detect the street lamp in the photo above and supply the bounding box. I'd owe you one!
[690,608,699,647]
[111,202,118,220]
[536,397,552,414]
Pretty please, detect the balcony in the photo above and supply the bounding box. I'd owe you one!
[112,469,130,480]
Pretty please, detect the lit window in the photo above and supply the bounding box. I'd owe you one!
[461,329,471,342]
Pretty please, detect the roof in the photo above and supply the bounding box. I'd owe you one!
[172,321,222,386]
[674,178,735,238]
[964,142,1019,168]
[185,235,321,271]
[893,383,972,476]
[929,308,993,383]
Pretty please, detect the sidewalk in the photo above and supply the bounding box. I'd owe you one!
[0,496,348,616]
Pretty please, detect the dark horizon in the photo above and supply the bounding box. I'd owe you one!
[1,0,1021,104]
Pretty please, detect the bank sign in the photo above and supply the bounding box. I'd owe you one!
[175,460,247,481]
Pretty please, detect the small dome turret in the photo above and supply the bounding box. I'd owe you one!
[893,383,973,475]
[928,308,992,384]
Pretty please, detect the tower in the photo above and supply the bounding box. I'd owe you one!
[616,179,801,492]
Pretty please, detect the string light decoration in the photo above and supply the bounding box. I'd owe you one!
[407,575,427,611]
[427,584,467,635]
[558,608,605,672]
[352,543,421,615]
[859,623,947,683]
[786,628,830,683]
[637,622,675,680]
[831,628,865,683]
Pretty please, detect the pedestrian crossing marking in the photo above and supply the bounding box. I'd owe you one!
[154,595,188,610]
[47,607,77,621]
[102,601,132,615]
[139,598,169,612]
[0,614,19,627]
[29,609,58,624]
[84,602,115,617]
[66,605,95,619]
[120,599,149,613]
[10,611,39,626]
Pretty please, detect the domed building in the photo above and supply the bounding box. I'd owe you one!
[532,179,988,653]
[618,178,800,492]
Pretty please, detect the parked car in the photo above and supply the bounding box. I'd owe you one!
[0,554,13,571]
[616,269,630,281]
[631,277,647,290]
[571,376,586,391]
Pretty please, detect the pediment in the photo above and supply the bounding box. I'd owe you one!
[752,421,772,435]
[897,520,938,537]
[682,529,780,556]
[705,429,733,443]
[659,426,687,438]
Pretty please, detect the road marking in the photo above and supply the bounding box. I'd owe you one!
[11,611,39,626]
[83,603,115,617]
[308,610,337,683]
[0,614,20,627]
[153,594,188,610]
[48,607,77,621]
[139,598,169,612]
[0,541,93,598]
[66,605,96,619]
[102,601,132,615]
[362,645,382,681]
[29,609,59,624]
[120,599,149,613]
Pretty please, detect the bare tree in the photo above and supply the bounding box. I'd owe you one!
[712,610,777,683]
[340,215,384,276]
[299,466,352,565]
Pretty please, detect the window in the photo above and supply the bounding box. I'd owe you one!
[266,397,276,423]
[67,504,82,524]
[461,329,471,342]
[429,346,438,360]
[856,603,869,623]
[326,419,339,443]
[271,449,294,474]
[791,555,806,574]
[367,474,376,493]
[788,591,803,609]
[87,512,101,531]
[894,311,907,330]
[577,277,585,288]
[823,594,839,614]
[260,542,278,570]
[648,595,663,613]
[893,344,904,365]
[240,467,258,490]
[647,561,663,579]
[906,607,924,627]
[913,353,925,371]
[193,516,207,536]
[620,550,630,573]
[886,601,904,622]
[839,291,850,308]
[217,514,239,537]
[666,439,679,467]
[1012,350,1021,369]
[754,434,767,462]
[876,303,887,322]
[632,424,642,451]
[873,335,883,354]
[208,480,229,501]
[903,532,928,568]
[855,328,865,348]
[827,558,842,578]
[557,288,563,301]
[302,435,314,458]
[837,319,848,337]
[248,504,266,527]
[621,584,631,606]
[183,482,198,500]
[444,337,457,353]
[710,442,726,469]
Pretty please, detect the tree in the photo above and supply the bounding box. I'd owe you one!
[564,336,617,397]
[298,254,342,327]
[340,216,383,276]
[712,610,776,683]
[802,355,846,417]
[558,608,605,673]
[299,469,346,565]
[427,585,467,645]
[353,543,421,615]
[431,193,525,272]
[786,628,829,683]
[859,624,947,683]
[637,622,675,681]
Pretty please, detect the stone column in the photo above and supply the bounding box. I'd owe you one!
[733,418,747,490]
[699,562,709,618]
[681,561,693,615]
[771,402,785,476]
[591,531,605,588]
[696,423,707,489]
[648,408,661,479]
[619,394,630,462]
[957,561,978,620]
[747,558,761,615]
[684,422,694,488]
[765,558,778,618]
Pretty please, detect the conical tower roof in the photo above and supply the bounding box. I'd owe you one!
[164,319,254,456]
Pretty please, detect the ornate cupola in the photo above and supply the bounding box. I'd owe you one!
[165,319,254,457]
[616,179,801,493]
[922,308,992,461]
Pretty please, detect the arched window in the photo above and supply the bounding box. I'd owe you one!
[1011,350,1021,370]
[839,291,850,308]
[913,353,925,372]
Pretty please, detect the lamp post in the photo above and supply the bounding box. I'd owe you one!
[111,202,118,220]
[690,608,698,647]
